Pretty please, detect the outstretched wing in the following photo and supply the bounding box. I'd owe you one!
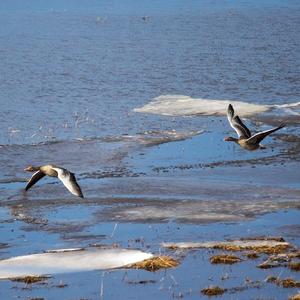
[227,104,251,139]
[53,167,84,198]
[246,124,285,145]
[25,171,46,191]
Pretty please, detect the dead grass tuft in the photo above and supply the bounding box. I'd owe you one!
[266,276,300,288]
[10,275,49,284]
[289,293,300,300]
[210,254,241,264]
[127,256,179,272]
[289,262,300,271]
[245,252,259,259]
[266,276,278,283]
[201,286,226,296]
[257,261,278,269]
[162,239,292,254]
[212,244,290,254]
[280,278,300,288]
[240,236,286,242]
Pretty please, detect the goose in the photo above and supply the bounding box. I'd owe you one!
[24,165,84,198]
[224,104,285,151]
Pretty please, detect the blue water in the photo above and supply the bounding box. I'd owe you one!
[0,0,299,145]
[0,2,299,299]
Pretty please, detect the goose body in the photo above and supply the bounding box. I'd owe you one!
[224,104,285,150]
[24,165,84,198]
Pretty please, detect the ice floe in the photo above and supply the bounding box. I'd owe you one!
[134,95,270,116]
[134,94,300,117]
[0,248,153,279]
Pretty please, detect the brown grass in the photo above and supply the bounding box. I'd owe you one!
[266,276,300,288]
[280,278,300,288]
[127,256,179,272]
[288,251,300,259]
[289,293,300,300]
[210,254,241,264]
[201,286,226,296]
[10,276,49,284]
[240,236,286,242]
[212,244,290,254]
[245,252,259,259]
[289,262,300,271]
[266,276,278,283]
[257,261,278,269]
[163,239,292,254]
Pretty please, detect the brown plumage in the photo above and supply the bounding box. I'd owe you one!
[224,104,285,150]
[24,165,84,198]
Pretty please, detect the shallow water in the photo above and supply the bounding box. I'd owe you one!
[0,0,299,299]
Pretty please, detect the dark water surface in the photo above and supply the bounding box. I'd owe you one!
[0,0,299,299]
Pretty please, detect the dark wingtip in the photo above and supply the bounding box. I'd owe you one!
[279,123,286,128]
[227,104,234,116]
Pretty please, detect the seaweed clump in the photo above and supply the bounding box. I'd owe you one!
[201,286,226,296]
[127,256,179,272]
[210,254,241,264]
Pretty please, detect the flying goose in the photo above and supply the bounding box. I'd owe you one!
[24,165,84,198]
[224,104,285,150]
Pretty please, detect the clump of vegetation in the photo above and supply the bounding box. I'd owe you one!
[245,252,259,259]
[266,276,300,288]
[289,293,300,300]
[280,278,300,288]
[201,286,226,296]
[257,261,278,269]
[240,236,286,242]
[212,243,290,254]
[10,275,49,284]
[210,254,241,264]
[287,251,300,259]
[266,276,278,283]
[163,238,292,254]
[289,262,300,271]
[127,256,179,272]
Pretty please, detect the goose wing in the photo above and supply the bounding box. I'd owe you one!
[52,167,84,198]
[25,170,46,191]
[227,104,251,139]
[246,124,285,145]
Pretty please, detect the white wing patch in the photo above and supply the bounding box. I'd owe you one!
[52,167,83,198]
